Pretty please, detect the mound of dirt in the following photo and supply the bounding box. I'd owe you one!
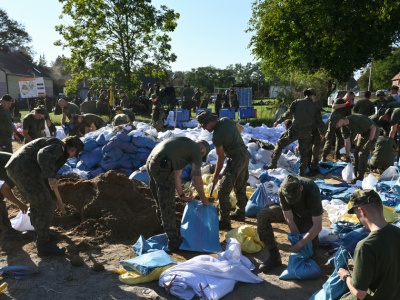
[54,171,184,244]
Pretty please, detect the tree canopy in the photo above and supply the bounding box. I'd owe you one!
[0,9,32,49]
[55,0,179,92]
[248,0,400,83]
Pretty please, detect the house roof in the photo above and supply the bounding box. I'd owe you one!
[392,72,400,81]
[0,47,52,78]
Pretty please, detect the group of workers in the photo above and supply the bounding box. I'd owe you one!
[1,86,400,299]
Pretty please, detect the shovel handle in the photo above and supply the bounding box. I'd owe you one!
[53,188,66,214]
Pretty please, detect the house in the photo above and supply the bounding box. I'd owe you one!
[392,72,400,87]
[0,45,54,99]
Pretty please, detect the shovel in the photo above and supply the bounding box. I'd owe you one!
[54,188,66,215]
[209,182,216,198]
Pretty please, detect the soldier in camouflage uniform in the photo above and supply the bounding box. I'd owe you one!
[73,113,106,136]
[58,98,81,126]
[22,107,46,143]
[197,110,249,230]
[146,137,210,250]
[308,96,326,175]
[322,91,353,161]
[0,95,24,153]
[150,94,165,132]
[257,175,323,273]
[0,152,29,242]
[5,136,84,256]
[265,88,325,176]
[336,114,379,183]
[353,91,375,117]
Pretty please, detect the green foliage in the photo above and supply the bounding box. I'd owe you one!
[55,0,179,92]
[0,9,32,50]
[249,0,400,83]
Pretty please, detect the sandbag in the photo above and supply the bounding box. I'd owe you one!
[341,163,355,182]
[361,173,378,190]
[380,166,399,181]
[225,225,264,253]
[117,264,174,285]
[180,200,222,253]
[132,234,169,255]
[10,210,34,231]
[309,247,350,300]
[80,147,103,169]
[83,138,99,152]
[89,167,105,179]
[120,250,176,275]
[245,182,279,217]
[279,233,321,280]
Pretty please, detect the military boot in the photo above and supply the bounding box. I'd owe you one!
[230,210,245,222]
[321,154,327,162]
[167,236,183,252]
[219,217,232,231]
[2,228,29,241]
[263,164,276,170]
[37,241,66,256]
[259,247,282,273]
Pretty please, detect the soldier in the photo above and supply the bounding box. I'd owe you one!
[353,91,375,116]
[164,82,177,111]
[374,90,392,115]
[321,91,353,161]
[387,85,400,102]
[257,175,323,273]
[147,83,155,98]
[150,94,164,132]
[0,95,23,152]
[146,137,210,250]
[197,110,249,230]
[378,108,400,139]
[336,114,380,183]
[5,136,84,256]
[193,88,202,113]
[113,106,135,123]
[265,88,325,176]
[368,135,397,171]
[22,107,46,143]
[119,89,131,109]
[73,113,106,136]
[214,93,222,116]
[230,90,239,111]
[0,152,29,242]
[182,84,194,111]
[58,98,81,126]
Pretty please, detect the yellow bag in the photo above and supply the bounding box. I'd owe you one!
[339,204,400,223]
[225,225,265,253]
[202,174,214,185]
[114,264,174,285]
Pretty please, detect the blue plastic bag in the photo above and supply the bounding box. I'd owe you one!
[245,183,279,217]
[179,200,222,253]
[120,250,176,275]
[132,233,169,255]
[279,233,321,280]
[309,247,350,300]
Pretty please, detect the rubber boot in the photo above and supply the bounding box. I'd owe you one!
[167,236,183,251]
[230,210,245,222]
[259,247,282,273]
[37,241,66,256]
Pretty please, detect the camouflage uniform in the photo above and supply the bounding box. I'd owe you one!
[0,105,14,153]
[0,152,14,232]
[322,98,351,160]
[151,101,164,132]
[353,99,375,116]
[212,118,249,222]
[257,176,323,252]
[309,99,326,171]
[146,137,203,240]
[342,114,380,180]
[112,114,130,126]
[5,138,70,243]
[22,112,45,143]
[368,136,397,169]
[271,97,325,175]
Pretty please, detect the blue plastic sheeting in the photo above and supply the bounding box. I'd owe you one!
[279,233,321,280]
[0,265,40,279]
[375,180,397,192]
[310,247,350,300]
[181,164,192,183]
[120,250,176,275]
[245,183,279,217]
[332,226,369,254]
[180,200,222,253]
[317,161,347,175]
[132,233,169,255]
[259,171,282,186]
[331,221,364,235]
[129,171,150,185]
[316,181,349,198]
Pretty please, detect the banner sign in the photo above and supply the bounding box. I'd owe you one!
[18,77,46,98]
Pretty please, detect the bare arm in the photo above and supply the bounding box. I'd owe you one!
[23,129,32,143]
[174,169,191,202]
[282,210,300,233]
[389,124,397,139]
[236,123,244,134]
[0,183,28,213]
[212,145,225,184]
[337,268,367,300]
[368,124,376,141]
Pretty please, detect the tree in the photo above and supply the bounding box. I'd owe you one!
[37,54,48,68]
[249,0,400,99]
[55,0,179,92]
[49,56,71,95]
[0,9,32,49]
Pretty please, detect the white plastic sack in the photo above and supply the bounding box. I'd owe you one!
[342,163,355,182]
[380,166,399,181]
[11,209,34,231]
[362,173,378,190]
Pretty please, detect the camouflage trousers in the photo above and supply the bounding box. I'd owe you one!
[271,127,311,175]
[6,165,55,243]
[146,154,178,239]
[354,135,376,179]
[218,149,249,222]
[151,119,164,132]
[257,204,318,251]
[322,120,345,159]
[309,128,322,170]
[0,132,12,153]
[0,196,12,232]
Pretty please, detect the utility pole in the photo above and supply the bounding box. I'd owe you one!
[368,62,373,91]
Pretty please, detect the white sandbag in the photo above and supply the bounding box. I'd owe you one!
[247,175,259,188]
[362,173,378,189]
[379,166,399,181]
[11,209,34,231]
[342,163,355,182]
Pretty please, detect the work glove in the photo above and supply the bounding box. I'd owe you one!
[15,132,24,142]
[344,101,351,107]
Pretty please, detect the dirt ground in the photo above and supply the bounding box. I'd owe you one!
[0,141,342,300]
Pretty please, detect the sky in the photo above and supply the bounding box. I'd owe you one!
[1,0,256,71]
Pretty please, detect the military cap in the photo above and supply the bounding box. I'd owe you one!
[33,107,47,115]
[197,110,217,129]
[151,93,158,99]
[198,140,210,162]
[114,106,123,111]
[348,189,381,214]
[390,86,399,91]
[304,88,317,96]
[1,94,13,101]
[280,175,302,205]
